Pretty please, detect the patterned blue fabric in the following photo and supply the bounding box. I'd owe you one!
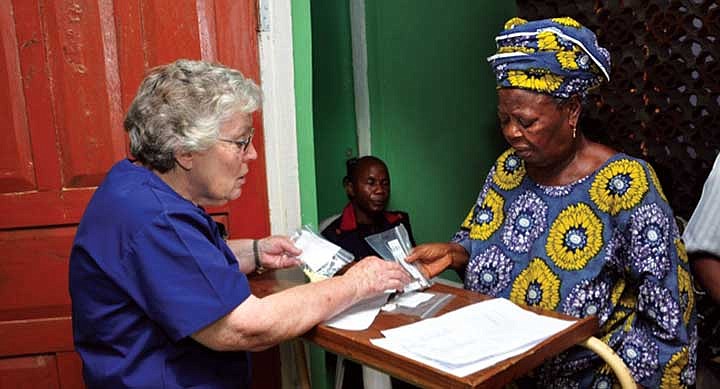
[453,149,697,388]
[487,17,611,98]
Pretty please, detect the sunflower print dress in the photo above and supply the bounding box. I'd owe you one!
[453,149,697,388]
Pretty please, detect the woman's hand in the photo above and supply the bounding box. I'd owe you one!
[257,236,302,269]
[405,243,468,278]
[344,256,411,299]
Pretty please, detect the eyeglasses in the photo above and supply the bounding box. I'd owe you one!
[217,128,254,153]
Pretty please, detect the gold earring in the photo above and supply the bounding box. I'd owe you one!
[572,127,577,139]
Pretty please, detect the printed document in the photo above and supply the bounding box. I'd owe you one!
[370,298,576,377]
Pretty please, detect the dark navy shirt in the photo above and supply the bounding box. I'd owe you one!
[321,202,416,259]
[70,159,251,388]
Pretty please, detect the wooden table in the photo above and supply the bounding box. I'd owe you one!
[249,268,599,389]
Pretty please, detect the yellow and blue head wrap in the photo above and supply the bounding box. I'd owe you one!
[487,17,611,99]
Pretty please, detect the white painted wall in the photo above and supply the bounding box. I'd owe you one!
[258,0,302,235]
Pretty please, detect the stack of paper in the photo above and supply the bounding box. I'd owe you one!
[370,298,576,377]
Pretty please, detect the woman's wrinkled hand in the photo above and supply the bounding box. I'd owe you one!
[258,236,302,269]
[405,243,462,279]
[344,256,411,299]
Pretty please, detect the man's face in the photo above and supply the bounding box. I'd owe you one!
[349,160,390,220]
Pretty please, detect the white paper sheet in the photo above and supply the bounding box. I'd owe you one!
[370,298,576,377]
[393,291,434,308]
[371,337,537,377]
[325,293,391,331]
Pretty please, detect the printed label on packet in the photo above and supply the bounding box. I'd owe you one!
[387,239,425,281]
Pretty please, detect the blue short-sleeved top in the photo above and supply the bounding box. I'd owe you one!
[70,159,252,388]
[453,149,697,388]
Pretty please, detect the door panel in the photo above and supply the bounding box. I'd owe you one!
[0,356,60,389]
[0,0,34,193]
[57,352,85,389]
[42,0,126,189]
[0,0,275,387]
[141,0,203,65]
[112,0,146,111]
[0,226,76,310]
[0,0,269,230]
[12,0,62,192]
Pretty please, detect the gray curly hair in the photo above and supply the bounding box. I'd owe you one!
[124,59,262,172]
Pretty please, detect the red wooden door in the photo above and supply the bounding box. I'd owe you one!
[0,1,275,387]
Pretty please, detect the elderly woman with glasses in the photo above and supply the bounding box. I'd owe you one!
[407,18,696,388]
[69,59,410,388]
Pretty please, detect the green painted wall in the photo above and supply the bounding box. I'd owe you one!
[365,1,516,246]
[291,0,317,229]
[311,0,358,223]
[312,0,516,244]
[293,0,319,229]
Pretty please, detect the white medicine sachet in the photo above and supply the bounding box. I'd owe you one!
[294,230,342,271]
[290,225,354,280]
